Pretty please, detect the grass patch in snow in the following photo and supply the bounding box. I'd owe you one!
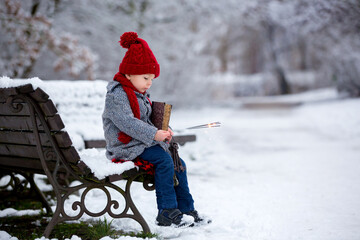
[0,214,157,240]
[0,193,44,211]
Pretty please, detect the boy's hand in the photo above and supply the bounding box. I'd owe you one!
[167,128,174,142]
[154,130,171,142]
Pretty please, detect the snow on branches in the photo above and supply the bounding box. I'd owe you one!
[0,0,96,80]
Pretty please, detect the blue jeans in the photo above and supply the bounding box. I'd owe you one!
[139,145,195,213]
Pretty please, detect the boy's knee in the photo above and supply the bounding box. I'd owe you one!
[156,154,174,171]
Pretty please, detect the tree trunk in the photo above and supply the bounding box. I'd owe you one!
[265,21,290,94]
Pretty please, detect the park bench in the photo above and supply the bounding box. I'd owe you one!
[0,83,160,237]
[83,134,196,149]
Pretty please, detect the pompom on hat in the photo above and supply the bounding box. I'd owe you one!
[116,32,160,78]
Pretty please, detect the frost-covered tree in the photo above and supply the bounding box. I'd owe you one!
[217,0,360,97]
[266,0,360,97]
[0,0,96,79]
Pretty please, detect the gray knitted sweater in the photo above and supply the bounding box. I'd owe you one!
[102,81,169,160]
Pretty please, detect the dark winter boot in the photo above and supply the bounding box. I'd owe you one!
[184,210,211,224]
[156,208,183,226]
[184,210,203,222]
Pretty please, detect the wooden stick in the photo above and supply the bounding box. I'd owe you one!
[162,103,172,130]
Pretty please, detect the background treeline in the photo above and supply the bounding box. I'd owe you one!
[1,0,359,105]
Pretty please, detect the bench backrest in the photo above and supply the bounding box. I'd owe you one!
[0,84,80,176]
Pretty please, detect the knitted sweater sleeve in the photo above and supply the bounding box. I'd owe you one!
[104,90,157,147]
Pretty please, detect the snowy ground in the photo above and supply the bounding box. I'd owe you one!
[164,99,360,240]
[1,78,360,240]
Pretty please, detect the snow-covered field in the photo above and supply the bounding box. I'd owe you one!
[1,78,360,240]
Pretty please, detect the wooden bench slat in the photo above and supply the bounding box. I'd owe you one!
[0,85,46,103]
[83,135,197,149]
[107,168,140,182]
[0,102,30,115]
[84,140,106,149]
[76,160,93,177]
[0,131,72,148]
[39,100,58,116]
[0,97,25,104]
[0,114,65,131]
[46,115,65,131]
[54,132,73,148]
[174,135,196,146]
[29,88,49,102]
[0,115,32,130]
[0,144,79,163]
[0,156,63,174]
[0,100,57,117]
[64,146,80,163]
[0,156,48,173]
[0,88,17,102]
[0,84,35,102]
[16,84,35,94]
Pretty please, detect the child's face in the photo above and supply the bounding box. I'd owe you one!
[126,74,155,92]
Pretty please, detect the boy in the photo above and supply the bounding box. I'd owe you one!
[102,32,203,226]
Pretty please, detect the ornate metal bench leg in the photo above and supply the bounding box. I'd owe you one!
[123,173,151,234]
[43,185,74,238]
[0,171,52,215]
[24,173,53,215]
[44,206,61,238]
[43,176,153,237]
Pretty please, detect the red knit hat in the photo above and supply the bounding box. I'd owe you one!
[117,32,160,78]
